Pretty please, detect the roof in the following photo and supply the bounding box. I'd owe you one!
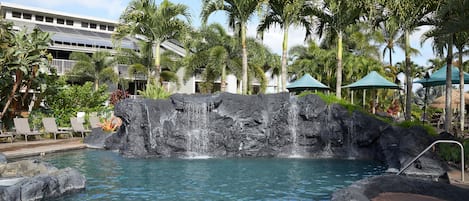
[414,65,469,87]
[286,74,329,92]
[343,71,400,89]
[37,24,138,50]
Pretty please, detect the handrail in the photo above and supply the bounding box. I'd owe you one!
[397,140,464,182]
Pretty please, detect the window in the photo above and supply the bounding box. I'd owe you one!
[81,22,88,28]
[12,11,21,18]
[90,23,97,29]
[35,15,44,21]
[108,26,114,31]
[66,20,74,26]
[100,25,106,30]
[23,13,32,20]
[57,18,64,24]
[45,17,53,23]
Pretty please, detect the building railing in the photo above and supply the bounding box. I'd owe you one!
[51,59,76,75]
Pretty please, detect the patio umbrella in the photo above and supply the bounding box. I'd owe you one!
[414,65,469,87]
[343,71,400,114]
[430,89,469,109]
[286,73,329,92]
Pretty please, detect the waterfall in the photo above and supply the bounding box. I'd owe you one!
[183,102,213,158]
[288,96,302,158]
[322,105,333,157]
[144,103,156,149]
[347,117,358,159]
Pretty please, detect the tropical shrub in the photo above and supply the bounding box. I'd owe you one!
[138,83,170,99]
[44,82,110,126]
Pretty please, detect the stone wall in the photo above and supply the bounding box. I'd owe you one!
[106,93,447,177]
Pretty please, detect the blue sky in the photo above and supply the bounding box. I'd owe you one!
[2,0,437,68]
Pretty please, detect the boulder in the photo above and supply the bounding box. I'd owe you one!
[108,93,447,177]
[331,175,469,201]
[0,160,85,201]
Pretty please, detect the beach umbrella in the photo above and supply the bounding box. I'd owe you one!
[343,71,400,114]
[430,89,469,109]
[286,74,329,92]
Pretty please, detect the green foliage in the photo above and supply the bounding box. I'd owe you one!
[45,82,110,126]
[298,91,362,113]
[437,139,469,164]
[138,83,170,99]
[395,120,438,137]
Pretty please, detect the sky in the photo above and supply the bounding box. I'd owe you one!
[1,0,436,68]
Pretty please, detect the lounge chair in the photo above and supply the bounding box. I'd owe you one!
[42,118,73,140]
[89,116,101,129]
[13,118,42,142]
[0,130,15,143]
[70,117,91,138]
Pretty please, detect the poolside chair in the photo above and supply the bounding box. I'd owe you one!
[89,116,101,129]
[13,118,42,142]
[0,130,15,143]
[42,118,73,140]
[70,117,91,138]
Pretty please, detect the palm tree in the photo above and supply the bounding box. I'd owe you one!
[184,23,241,93]
[202,0,265,95]
[384,0,440,121]
[116,0,191,84]
[313,0,364,99]
[380,17,402,67]
[257,0,314,92]
[68,51,118,91]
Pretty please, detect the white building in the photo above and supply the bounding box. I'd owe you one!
[0,2,277,94]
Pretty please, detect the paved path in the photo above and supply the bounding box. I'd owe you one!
[0,138,85,159]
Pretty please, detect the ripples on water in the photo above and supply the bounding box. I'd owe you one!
[31,149,385,201]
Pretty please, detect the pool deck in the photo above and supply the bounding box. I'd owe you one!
[0,138,86,159]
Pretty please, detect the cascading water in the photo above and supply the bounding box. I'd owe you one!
[288,96,302,158]
[322,105,333,157]
[183,102,213,158]
[144,103,157,149]
[347,118,358,159]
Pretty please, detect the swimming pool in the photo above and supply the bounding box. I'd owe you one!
[35,149,385,201]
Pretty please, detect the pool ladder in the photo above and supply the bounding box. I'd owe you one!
[397,140,464,182]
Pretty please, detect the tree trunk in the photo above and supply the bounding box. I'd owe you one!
[336,31,343,99]
[459,47,464,132]
[281,26,289,92]
[444,36,453,133]
[155,40,161,85]
[241,22,248,95]
[404,30,412,121]
[221,65,226,92]
[94,78,99,91]
[389,47,393,67]
[0,70,23,120]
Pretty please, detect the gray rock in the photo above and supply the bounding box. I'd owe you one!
[0,160,85,201]
[109,93,447,177]
[331,175,469,201]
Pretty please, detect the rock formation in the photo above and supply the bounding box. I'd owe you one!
[0,160,86,201]
[107,93,446,178]
[331,175,469,201]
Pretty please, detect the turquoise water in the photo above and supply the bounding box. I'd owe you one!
[34,149,385,201]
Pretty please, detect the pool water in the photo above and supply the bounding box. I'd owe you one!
[35,149,385,201]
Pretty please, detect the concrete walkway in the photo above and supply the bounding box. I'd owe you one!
[0,138,86,159]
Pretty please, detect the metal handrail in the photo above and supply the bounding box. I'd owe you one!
[397,140,464,182]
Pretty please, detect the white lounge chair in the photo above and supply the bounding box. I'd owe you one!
[13,118,42,142]
[70,117,91,138]
[42,118,73,140]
